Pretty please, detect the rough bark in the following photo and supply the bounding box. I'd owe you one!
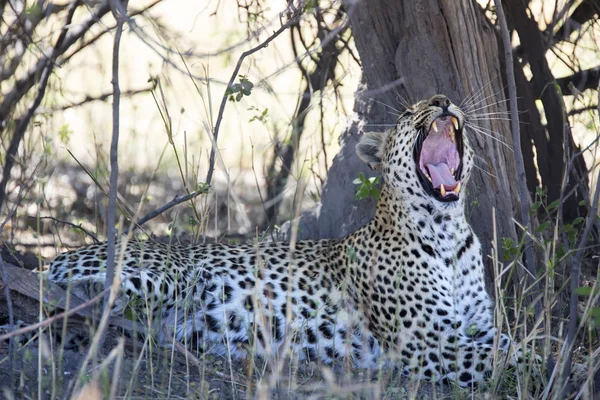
[293,0,522,286]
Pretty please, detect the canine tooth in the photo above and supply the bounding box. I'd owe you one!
[432,121,438,132]
[450,130,455,142]
[455,182,461,194]
[451,116,459,130]
[440,184,446,196]
[450,167,455,175]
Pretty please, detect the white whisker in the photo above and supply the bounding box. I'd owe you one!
[466,121,508,137]
[460,74,501,109]
[468,110,514,115]
[472,162,498,179]
[370,98,401,116]
[465,123,513,151]
[463,89,510,113]
[394,90,411,110]
[411,130,423,153]
[469,110,527,118]
[462,86,514,114]
[468,117,513,122]
[466,101,512,114]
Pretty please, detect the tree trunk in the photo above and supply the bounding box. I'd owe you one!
[294,0,523,288]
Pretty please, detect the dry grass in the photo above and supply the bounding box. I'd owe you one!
[1,10,599,397]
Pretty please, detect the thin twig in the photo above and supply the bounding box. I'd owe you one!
[0,287,106,343]
[39,86,155,114]
[205,8,302,186]
[123,187,210,234]
[102,0,127,351]
[39,216,99,243]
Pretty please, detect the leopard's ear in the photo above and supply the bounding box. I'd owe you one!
[356,131,388,171]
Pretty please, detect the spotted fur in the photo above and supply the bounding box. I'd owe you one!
[45,95,532,386]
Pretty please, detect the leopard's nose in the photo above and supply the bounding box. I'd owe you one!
[429,95,451,109]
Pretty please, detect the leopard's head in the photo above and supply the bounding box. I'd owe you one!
[356,94,473,205]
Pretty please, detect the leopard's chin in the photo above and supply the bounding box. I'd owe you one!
[414,113,464,202]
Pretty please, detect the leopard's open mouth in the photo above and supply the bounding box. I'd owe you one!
[414,114,464,202]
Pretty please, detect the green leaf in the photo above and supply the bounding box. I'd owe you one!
[536,187,544,197]
[58,124,73,144]
[356,187,368,200]
[578,200,587,206]
[536,221,551,233]
[590,307,600,328]
[241,80,254,91]
[346,246,358,263]
[572,217,584,226]
[531,201,542,211]
[574,286,599,296]
[547,199,561,210]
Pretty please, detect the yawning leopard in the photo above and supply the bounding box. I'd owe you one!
[45,94,528,386]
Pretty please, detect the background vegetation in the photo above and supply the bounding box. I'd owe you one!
[0,0,599,398]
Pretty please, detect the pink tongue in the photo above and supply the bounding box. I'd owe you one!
[426,163,458,191]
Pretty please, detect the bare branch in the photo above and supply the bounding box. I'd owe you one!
[123,187,210,234]
[514,0,600,57]
[38,86,155,114]
[0,2,69,83]
[0,0,82,212]
[39,216,99,243]
[551,0,600,45]
[205,7,303,186]
[0,0,165,124]
[567,104,598,116]
[0,0,164,212]
[0,0,112,127]
[556,66,600,94]
[102,0,127,345]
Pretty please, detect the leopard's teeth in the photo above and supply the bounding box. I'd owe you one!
[451,116,459,131]
[440,184,446,196]
[426,174,432,182]
[432,120,438,132]
[450,167,455,175]
[455,182,461,194]
[450,130,456,143]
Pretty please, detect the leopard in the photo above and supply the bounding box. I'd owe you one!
[43,94,530,387]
